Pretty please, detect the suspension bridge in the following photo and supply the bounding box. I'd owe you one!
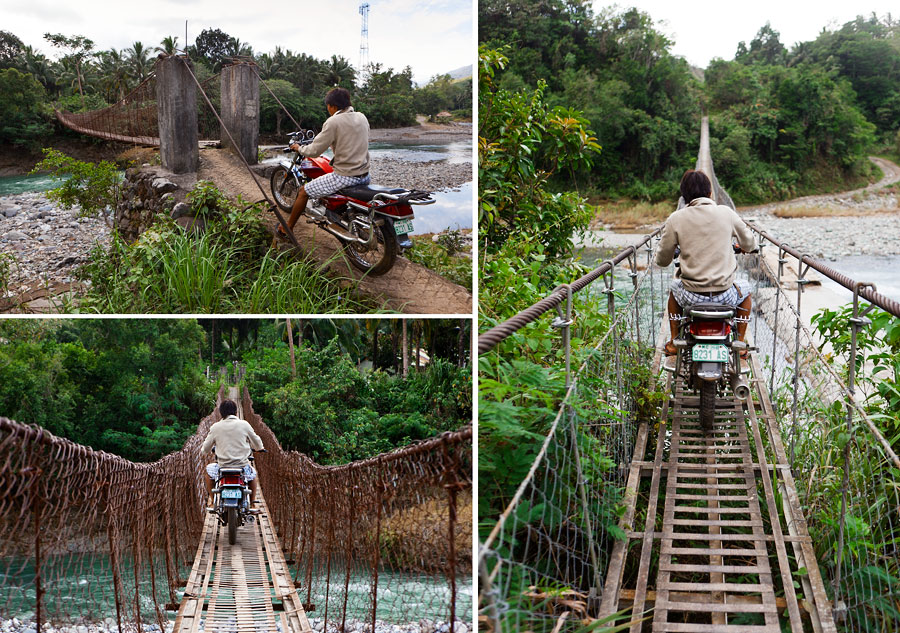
[0,383,472,632]
[50,55,473,314]
[478,117,900,631]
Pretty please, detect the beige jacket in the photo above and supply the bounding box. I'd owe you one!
[655,197,758,292]
[201,415,264,468]
[299,106,370,177]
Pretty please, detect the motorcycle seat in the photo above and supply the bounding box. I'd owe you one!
[219,468,244,476]
[687,302,734,318]
[340,184,406,201]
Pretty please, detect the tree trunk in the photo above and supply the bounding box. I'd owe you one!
[458,322,466,367]
[372,327,379,370]
[391,325,399,374]
[401,320,409,378]
[414,325,421,373]
[286,318,297,381]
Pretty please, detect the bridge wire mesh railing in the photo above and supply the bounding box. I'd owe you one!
[0,386,227,631]
[240,387,473,630]
[0,386,473,630]
[735,224,900,630]
[479,235,671,630]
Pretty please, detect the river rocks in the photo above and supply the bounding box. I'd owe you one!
[170,201,191,220]
[0,191,111,301]
[748,212,900,260]
[151,177,178,194]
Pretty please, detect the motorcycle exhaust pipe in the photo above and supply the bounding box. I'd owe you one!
[730,373,751,401]
[305,206,378,247]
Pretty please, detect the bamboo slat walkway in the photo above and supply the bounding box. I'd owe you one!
[173,389,312,633]
[599,336,837,631]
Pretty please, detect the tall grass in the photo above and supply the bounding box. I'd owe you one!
[76,223,373,314]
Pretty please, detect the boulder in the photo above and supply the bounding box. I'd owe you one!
[152,177,178,194]
[171,202,192,219]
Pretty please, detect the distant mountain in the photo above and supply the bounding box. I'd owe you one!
[445,64,472,81]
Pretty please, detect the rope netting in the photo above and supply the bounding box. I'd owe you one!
[0,385,473,631]
[240,387,473,631]
[54,62,225,146]
[479,240,671,629]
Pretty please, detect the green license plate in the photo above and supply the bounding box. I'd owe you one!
[692,344,729,362]
[221,488,242,499]
[393,219,414,235]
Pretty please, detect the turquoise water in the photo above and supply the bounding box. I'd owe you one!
[1,554,471,624]
[0,173,63,196]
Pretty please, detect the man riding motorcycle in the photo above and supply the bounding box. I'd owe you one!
[655,169,758,357]
[279,86,370,238]
[201,399,264,513]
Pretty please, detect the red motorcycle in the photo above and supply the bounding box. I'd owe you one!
[270,130,435,276]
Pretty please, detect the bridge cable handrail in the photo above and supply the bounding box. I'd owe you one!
[479,246,661,565]
[478,229,661,354]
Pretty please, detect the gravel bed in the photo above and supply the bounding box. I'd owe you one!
[369,158,471,192]
[0,192,110,297]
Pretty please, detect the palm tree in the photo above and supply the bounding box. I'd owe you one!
[96,48,130,102]
[22,46,57,96]
[155,36,179,56]
[320,55,355,89]
[125,41,151,83]
[256,53,280,80]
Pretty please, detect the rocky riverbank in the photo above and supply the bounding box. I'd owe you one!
[0,191,110,304]
[0,618,472,633]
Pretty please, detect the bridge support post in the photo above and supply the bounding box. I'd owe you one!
[156,56,199,174]
[220,62,260,165]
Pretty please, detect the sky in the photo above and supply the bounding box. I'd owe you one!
[0,0,473,84]
[597,1,898,68]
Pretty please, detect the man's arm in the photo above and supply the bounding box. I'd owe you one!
[200,427,216,455]
[732,212,759,252]
[244,422,264,451]
[295,118,336,158]
[655,219,677,267]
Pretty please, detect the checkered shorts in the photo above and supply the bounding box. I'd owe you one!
[304,172,370,199]
[206,463,256,482]
[671,278,751,309]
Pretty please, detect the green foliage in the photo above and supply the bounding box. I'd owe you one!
[244,339,471,464]
[186,179,232,218]
[414,74,472,117]
[406,235,472,291]
[30,148,121,222]
[0,319,215,462]
[0,68,52,147]
[479,46,599,259]
[0,252,15,296]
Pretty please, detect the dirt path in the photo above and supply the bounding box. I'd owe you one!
[197,148,472,314]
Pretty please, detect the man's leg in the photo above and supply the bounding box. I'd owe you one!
[205,471,214,507]
[736,293,752,345]
[666,291,682,355]
[285,185,309,232]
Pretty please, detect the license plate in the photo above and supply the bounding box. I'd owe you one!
[221,488,243,499]
[692,344,729,362]
[393,219,414,235]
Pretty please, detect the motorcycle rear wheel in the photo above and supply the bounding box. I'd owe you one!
[343,216,397,276]
[227,507,238,545]
[699,381,716,432]
[270,166,299,212]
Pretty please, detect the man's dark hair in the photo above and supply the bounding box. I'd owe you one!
[324,87,352,110]
[219,399,237,417]
[680,170,713,204]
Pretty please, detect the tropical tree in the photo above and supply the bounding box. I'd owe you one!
[43,32,94,104]
[320,55,355,89]
[96,48,130,102]
[21,46,57,96]
[155,36,179,56]
[0,30,23,69]
[125,41,151,83]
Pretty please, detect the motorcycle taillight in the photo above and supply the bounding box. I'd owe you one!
[221,476,243,485]
[690,320,731,337]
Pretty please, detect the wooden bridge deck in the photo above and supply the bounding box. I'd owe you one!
[173,391,311,633]
[599,343,838,631]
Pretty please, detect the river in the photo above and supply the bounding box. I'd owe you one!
[1,554,472,624]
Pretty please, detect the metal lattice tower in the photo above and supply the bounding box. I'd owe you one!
[359,2,370,73]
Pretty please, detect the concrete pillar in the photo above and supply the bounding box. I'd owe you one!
[155,56,199,174]
[220,62,259,165]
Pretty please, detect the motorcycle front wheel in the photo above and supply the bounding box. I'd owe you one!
[227,507,238,545]
[699,381,716,432]
[270,166,299,212]
[343,216,398,276]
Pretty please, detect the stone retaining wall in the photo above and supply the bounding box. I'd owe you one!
[117,166,196,241]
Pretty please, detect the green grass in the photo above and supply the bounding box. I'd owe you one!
[73,218,373,314]
[406,235,472,291]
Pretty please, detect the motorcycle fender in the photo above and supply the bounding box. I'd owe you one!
[695,361,723,382]
[222,498,240,507]
[278,159,293,170]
